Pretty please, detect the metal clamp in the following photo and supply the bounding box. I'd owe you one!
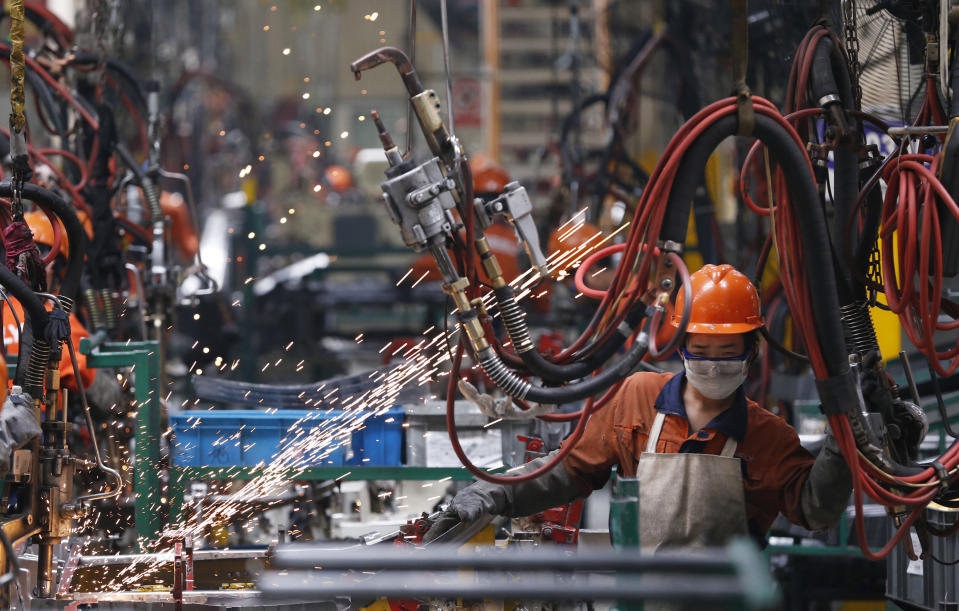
[484,182,548,277]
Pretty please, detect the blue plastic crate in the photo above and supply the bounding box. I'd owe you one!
[171,410,347,467]
[349,406,405,466]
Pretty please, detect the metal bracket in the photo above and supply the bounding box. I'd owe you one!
[484,182,549,277]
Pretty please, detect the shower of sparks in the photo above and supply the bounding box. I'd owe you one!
[89,210,626,592]
[395,268,413,286]
[409,271,430,289]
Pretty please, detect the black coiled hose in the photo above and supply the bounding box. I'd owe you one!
[476,322,650,404]
[661,113,848,378]
[0,265,48,396]
[492,284,644,383]
[809,35,862,304]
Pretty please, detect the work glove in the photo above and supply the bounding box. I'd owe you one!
[800,424,853,531]
[0,391,41,477]
[85,369,126,417]
[422,450,584,543]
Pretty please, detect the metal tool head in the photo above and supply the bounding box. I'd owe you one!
[350,46,424,95]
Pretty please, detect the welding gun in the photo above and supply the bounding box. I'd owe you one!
[353,47,549,282]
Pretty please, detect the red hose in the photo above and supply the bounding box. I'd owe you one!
[573,243,627,299]
[878,154,959,375]
[446,341,600,484]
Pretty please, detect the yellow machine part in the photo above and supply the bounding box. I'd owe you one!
[871,232,901,361]
[359,524,497,611]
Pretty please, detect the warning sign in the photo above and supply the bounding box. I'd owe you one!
[453,77,481,127]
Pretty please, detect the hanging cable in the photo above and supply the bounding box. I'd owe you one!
[406,0,417,155]
[440,0,456,141]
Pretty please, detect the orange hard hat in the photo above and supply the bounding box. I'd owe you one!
[23,210,67,257]
[469,153,510,195]
[325,165,354,193]
[547,220,602,261]
[672,264,763,334]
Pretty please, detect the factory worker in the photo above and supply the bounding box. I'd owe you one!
[428,264,854,550]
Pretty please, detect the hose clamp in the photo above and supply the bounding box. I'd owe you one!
[659,240,683,254]
[817,94,841,107]
[932,460,951,490]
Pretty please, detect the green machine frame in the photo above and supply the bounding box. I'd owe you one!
[79,335,164,546]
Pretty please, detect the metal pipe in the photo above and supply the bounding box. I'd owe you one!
[36,542,53,598]
[259,572,749,603]
[899,350,923,406]
[888,125,949,136]
[64,324,123,503]
[271,545,737,572]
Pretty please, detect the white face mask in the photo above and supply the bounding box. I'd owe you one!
[683,357,748,400]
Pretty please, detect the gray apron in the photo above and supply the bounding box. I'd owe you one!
[637,411,748,554]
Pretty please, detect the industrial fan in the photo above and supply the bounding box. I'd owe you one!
[847,0,949,124]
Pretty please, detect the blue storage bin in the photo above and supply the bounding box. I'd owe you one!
[349,406,405,466]
[171,410,347,467]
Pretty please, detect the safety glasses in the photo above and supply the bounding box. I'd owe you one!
[680,346,750,362]
[681,346,749,377]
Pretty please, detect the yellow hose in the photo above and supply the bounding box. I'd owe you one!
[8,0,26,134]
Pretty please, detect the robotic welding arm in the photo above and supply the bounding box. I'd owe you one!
[355,48,670,407]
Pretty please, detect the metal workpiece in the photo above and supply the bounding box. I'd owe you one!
[57,547,271,595]
[484,182,549,278]
[76,548,267,568]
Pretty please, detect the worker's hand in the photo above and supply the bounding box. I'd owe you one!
[86,369,126,416]
[448,481,504,522]
[801,423,853,530]
[421,509,460,544]
[422,480,506,544]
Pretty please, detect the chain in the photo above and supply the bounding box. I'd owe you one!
[866,242,881,305]
[844,0,863,109]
